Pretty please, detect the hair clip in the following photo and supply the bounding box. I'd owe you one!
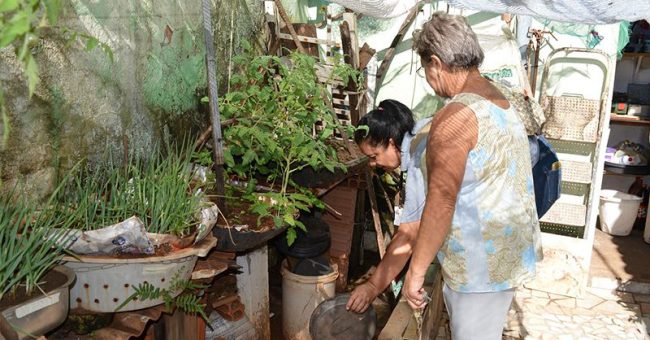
[377,107,384,111]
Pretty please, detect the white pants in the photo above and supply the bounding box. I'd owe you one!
[442,283,515,340]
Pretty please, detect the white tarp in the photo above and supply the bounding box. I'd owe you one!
[446,0,649,24]
[330,0,649,24]
[328,0,419,18]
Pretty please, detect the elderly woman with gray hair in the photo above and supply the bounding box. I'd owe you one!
[401,12,542,339]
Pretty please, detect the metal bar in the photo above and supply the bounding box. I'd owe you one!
[201,0,226,208]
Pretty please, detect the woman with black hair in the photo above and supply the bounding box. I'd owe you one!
[345,99,431,313]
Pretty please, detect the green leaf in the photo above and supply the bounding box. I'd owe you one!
[1,91,8,149]
[101,43,114,63]
[0,10,30,48]
[286,228,297,246]
[320,127,333,140]
[85,36,99,51]
[250,201,269,217]
[284,214,296,226]
[223,149,235,167]
[0,0,19,12]
[44,0,62,25]
[24,54,39,97]
[295,220,307,232]
[272,215,283,228]
[242,149,256,166]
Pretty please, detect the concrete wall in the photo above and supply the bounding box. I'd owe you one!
[0,0,263,200]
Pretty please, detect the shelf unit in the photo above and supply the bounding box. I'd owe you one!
[610,114,650,126]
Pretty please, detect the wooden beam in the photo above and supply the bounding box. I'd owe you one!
[340,13,361,125]
[375,4,422,88]
[378,263,444,340]
[277,33,340,47]
[359,43,376,71]
[366,171,386,259]
[273,0,307,54]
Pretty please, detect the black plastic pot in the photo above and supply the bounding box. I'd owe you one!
[274,214,330,259]
[213,225,287,252]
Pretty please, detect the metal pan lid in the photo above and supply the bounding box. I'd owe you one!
[309,293,376,340]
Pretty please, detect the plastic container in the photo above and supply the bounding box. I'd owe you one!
[62,234,216,312]
[599,190,642,236]
[281,259,338,340]
[0,266,75,340]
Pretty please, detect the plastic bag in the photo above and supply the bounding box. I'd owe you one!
[65,216,154,255]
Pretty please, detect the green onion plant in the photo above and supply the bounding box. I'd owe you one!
[50,143,203,237]
[0,190,76,301]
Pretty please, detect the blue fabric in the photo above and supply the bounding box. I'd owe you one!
[532,135,561,218]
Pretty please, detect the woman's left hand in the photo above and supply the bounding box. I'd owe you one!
[403,270,427,310]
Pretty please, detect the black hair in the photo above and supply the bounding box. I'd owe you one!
[354,99,415,149]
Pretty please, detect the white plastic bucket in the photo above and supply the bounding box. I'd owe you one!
[599,190,642,236]
[281,259,338,340]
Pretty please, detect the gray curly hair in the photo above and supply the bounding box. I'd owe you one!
[413,12,484,71]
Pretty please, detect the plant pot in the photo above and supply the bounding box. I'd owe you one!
[291,156,368,189]
[274,215,330,258]
[61,234,216,313]
[0,266,76,340]
[213,224,287,252]
[212,194,292,252]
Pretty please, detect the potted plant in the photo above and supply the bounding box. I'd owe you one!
[212,48,363,249]
[49,144,218,313]
[0,192,76,340]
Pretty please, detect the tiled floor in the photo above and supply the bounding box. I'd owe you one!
[501,227,650,339]
[590,228,650,286]
[502,286,649,339]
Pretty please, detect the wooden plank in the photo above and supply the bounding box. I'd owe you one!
[376,4,422,86]
[278,33,341,48]
[273,0,306,54]
[378,263,444,340]
[419,265,444,340]
[378,296,414,340]
[323,184,359,292]
[341,13,361,124]
[366,171,387,259]
[359,43,376,70]
[162,308,206,340]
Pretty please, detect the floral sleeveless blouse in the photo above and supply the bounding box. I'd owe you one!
[417,92,543,293]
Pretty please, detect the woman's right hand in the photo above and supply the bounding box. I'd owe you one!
[346,282,378,313]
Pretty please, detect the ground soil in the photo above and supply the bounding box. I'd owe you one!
[0,269,68,310]
[327,138,362,164]
[215,196,276,233]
